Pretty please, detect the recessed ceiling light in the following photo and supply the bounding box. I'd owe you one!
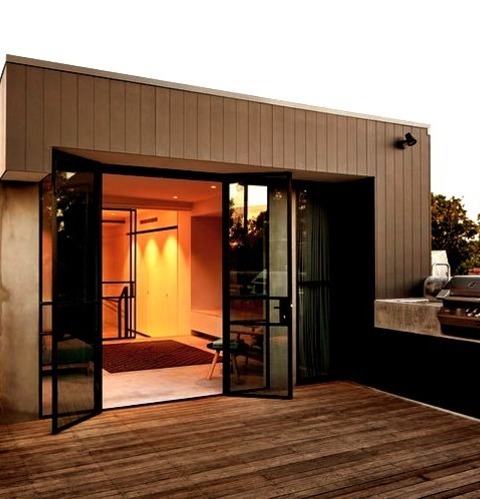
[210,185,217,190]
[173,195,178,199]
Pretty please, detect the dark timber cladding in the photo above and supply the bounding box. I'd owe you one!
[0,56,431,298]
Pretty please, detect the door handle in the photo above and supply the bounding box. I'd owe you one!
[274,298,291,325]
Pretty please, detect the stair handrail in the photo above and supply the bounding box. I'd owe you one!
[118,286,129,338]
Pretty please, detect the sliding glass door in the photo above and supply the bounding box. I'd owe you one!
[51,152,102,433]
[223,175,292,398]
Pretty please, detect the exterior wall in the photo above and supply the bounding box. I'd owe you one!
[0,67,6,176]
[0,183,39,421]
[1,59,430,301]
[0,57,433,421]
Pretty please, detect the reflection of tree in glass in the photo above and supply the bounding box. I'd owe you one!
[41,173,83,234]
[53,170,99,342]
[56,172,95,235]
[229,201,244,249]
[229,201,267,293]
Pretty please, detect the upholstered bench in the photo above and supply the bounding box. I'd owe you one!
[206,339,247,381]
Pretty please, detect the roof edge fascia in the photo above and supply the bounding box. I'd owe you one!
[5,55,430,131]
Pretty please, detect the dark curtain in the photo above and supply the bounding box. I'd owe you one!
[297,188,331,381]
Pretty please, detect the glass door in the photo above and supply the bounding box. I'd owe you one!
[223,175,292,398]
[51,152,102,433]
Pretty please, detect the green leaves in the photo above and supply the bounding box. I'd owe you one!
[431,193,480,275]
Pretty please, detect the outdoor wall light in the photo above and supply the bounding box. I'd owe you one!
[396,132,417,149]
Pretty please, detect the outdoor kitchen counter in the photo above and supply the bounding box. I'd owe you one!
[373,298,480,419]
[375,298,442,336]
[374,298,480,344]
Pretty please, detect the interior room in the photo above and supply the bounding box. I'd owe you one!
[101,173,224,408]
[41,173,227,414]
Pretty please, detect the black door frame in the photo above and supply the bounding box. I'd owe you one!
[221,173,293,399]
[46,153,295,432]
[51,151,103,433]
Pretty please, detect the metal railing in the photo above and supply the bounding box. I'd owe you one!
[102,281,135,340]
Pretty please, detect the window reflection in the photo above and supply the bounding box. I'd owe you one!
[229,184,267,296]
[227,180,290,397]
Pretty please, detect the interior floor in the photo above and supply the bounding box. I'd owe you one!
[42,334,223,415]
[102,334,223,408]
[100,174,224,408]
[103,364,222,409]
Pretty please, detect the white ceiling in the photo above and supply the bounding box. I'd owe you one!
[103,174,222,210]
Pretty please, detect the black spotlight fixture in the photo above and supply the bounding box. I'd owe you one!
[396,132,417,149]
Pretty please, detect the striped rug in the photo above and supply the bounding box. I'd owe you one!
[103,340,214,373]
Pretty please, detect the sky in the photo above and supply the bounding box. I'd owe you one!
[1,0,479,218]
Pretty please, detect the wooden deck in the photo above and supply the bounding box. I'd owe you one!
[2,381,480,498]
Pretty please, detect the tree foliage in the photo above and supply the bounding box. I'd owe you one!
[229,203,266,291]
[431,193,480,275]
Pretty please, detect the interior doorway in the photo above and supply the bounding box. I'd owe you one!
[100,173,224,408]
[102,208,135,340]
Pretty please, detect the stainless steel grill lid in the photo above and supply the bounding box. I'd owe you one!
[437,276,480,335]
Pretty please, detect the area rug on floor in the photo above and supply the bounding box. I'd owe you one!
[102,340,215,373]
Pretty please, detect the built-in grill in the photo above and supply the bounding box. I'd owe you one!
[437,276,480,336]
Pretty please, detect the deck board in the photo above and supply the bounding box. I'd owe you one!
[1,382,480,498]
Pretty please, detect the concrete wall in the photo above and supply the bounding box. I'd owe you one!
[0,182,39,422]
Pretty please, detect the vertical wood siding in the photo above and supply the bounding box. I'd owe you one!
[6,64,26,173]
[3,62,430,298]
[0,69,6,175]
